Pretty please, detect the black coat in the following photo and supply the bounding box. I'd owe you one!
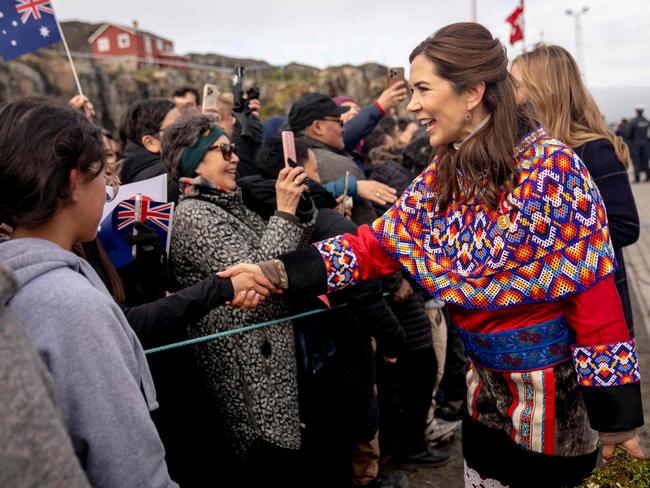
[574,139,640,334]
[119,141,179,203]
[370,160,434,352]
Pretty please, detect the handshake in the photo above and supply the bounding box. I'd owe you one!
[218,263,275,310]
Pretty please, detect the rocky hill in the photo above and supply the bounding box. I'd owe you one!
[0,21,401,132]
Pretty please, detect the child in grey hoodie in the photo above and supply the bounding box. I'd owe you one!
[0,99,178,488]
[0,238,177,488]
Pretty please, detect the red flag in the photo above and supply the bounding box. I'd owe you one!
[506,1,524,45]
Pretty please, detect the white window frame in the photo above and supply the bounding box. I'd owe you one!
[117,33,130,49]
[156,39,163,51]
[97,37,110,52]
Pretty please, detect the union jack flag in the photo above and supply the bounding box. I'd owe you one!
[15,0,53,24]
[97,195,175,268]
[116,197,173,233]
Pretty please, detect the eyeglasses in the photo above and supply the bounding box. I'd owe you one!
[206,142,237,161]
[319,117,344,127]
[104,173,121,203]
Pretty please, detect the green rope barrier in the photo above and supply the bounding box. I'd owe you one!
[144,302,348,355]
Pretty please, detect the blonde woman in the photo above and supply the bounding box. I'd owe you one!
[511,43,640,336]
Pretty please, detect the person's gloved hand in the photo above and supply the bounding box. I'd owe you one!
[232,105,263,141]
[124,221,168,301]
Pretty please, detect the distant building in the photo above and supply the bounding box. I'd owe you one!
[88,21,186,68]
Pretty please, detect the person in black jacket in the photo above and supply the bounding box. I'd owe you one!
[512,44,640,335]
[79,236,274,488]
[253,136,409,488]
[626,106,650,183]
[119,98,182,202]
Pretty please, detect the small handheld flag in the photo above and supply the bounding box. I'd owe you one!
[98,196,174,269]
[0,1,61,60]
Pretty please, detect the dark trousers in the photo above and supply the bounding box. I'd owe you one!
[439,314,468,403]
[377,346,437,454]
[631,142,650,182]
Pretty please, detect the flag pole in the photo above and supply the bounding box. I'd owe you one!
[50,2,83,96]
[521,0,526,53]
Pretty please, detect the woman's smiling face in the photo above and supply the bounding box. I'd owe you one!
[195,135,239,191]
[407,53,472,148]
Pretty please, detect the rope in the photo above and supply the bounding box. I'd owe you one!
[144,302,348,355]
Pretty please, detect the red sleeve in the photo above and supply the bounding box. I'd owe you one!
[345,224,402,279]
[313,224,402,293]
[561,275,630,346]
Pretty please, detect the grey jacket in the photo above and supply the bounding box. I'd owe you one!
[302,136,377,225]
[0,238,177,488]
[169,188,314,458]
[0,263,90,488]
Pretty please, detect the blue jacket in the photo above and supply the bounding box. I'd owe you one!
[343,103,384,153]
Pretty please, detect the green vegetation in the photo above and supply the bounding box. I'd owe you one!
[579,450,650,488]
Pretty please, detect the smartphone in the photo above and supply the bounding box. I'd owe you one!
[281,131,297,168]
[202,84,220,113]
[387,67,405,88]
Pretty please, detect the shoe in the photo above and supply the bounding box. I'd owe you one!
[397,445,451,466]
[426,417,461,446]
[435,401,463,422]
[363,470,410,488]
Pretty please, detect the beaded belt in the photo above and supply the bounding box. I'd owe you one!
[456,317,575,372]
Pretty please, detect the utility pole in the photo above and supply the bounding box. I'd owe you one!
[471,0,477,21]
[565,6,589,79]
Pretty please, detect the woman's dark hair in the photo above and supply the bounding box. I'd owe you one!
[403,134,434,173]
[161,112,218,182]
[119,98,176,148]
[377,116,396,135]
[409,22,535,210]
[0,97,106,229]
[397,117,416,132]
[254,135,309,179]
[171,86,201,104]
[361,129,390,164]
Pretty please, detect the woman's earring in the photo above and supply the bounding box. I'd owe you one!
[465,112,473,122]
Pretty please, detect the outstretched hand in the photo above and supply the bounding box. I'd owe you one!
[601,435,649,464]
[218,264,276,310]
[357,179,397,206]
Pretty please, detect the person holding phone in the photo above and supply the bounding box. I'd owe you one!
[223,23,645,487]
[161,112,314,486]
[289,93,397,225]
[333,76,409,156]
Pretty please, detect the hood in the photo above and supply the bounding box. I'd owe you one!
[119,141,164,184]
[0,238,106,304]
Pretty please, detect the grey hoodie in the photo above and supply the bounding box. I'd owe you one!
[0,238,177,488]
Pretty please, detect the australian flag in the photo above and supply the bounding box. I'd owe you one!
[0,1,61,61]
[98,196,174,269]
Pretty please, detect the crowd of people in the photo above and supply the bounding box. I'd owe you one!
[0,21,647,488]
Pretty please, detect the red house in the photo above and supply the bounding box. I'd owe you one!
[88,21,186,68]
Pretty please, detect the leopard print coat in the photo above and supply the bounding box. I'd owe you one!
[169,188,315,458]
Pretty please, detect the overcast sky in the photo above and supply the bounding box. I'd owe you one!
[54,0,649,88]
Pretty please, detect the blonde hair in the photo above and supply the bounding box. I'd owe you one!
[512,44,631,168]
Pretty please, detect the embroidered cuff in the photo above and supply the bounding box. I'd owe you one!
[572,339,640,387]
[313,236,360,293]
[573,339,644,432]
